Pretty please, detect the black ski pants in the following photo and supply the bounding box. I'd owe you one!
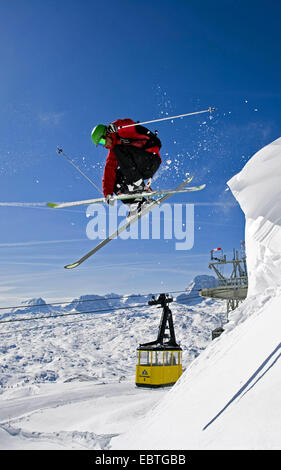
[113,145,161,186]
[113,145,161,205]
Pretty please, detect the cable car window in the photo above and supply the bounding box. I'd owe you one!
[152,351,163,365]
[164,351,172,365]
[172,352,179,365]
[139,351,151,365]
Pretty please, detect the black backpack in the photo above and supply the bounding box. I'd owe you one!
[134,125,162,150]
[115,125,162,150]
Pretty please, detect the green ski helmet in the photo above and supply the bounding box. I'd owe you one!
[91,124,107,146]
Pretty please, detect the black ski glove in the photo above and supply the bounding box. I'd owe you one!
[107,123,118,134]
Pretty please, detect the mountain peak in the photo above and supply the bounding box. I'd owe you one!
[176,275,218,305]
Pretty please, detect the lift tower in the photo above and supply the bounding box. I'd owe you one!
[199,242,248,329]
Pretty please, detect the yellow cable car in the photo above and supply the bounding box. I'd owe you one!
[135,293,182,388]
[136,346,182,387]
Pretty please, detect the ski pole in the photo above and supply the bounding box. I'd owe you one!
[57,148,103,194]
[117,107,216,129]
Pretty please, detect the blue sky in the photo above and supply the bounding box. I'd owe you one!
[0,0,281,306]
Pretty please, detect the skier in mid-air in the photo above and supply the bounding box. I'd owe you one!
[48,108,211,268]
[91,118,162,215]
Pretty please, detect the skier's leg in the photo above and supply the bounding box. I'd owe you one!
[134,149,161,180]
[114,145,160,181]
[113,169,127,194]
[113,169,133,205]
[113,145,161,214]
[126,150,160,215]
[125,147,160,180]
[113,168,145,208]
[114,145,143,184]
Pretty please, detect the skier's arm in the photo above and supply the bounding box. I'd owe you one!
[110,118,138,140]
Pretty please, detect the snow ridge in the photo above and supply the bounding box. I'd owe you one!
[0,423,116,450]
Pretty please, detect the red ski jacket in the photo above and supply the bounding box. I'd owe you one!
[102,118,161,197]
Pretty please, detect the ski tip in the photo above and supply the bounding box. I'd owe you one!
[64,262,80,269]
[46,202,57,208]
[194,184,206,191]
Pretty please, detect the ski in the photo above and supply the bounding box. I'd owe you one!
[64,177,201,269]
[47,179,205,209]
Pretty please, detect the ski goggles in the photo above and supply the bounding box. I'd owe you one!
[98,136,106,146]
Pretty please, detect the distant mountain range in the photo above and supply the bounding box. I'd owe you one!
[1,275,219,319]
[176,275,219,305]
[1,293,153,319]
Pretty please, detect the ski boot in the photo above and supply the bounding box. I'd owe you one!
[127,198,153,219]
[126,179,153,218]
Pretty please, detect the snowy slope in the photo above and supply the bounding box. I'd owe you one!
[0,291,225,449]
[111,137,281,450]
[0,382,168,449]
